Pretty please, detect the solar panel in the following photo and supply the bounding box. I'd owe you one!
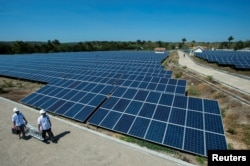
[0,51,227,156]
[194,50,250,69]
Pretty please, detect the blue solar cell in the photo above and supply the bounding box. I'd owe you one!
[204,99,220,114]
[184,128,205,155]
[46,87,65,96]
[91,84,105,93]
[205,114,224,134]
[164,124,184,149]
[155,84,166,92]
[146,91,161,103]
[55,101,75,115]
[175,86,186,95]
[47,99,66,113]
[169,108,186,125]
[54,89,70,98]
[138,82,148,89]
[123,88,137,99]
[125,100,143,115]
[143,76,152,82]
[145,120,167,143]
[79,93,96,104]
[205,132,227,154]
[138,103,156,118]
[61,89,79,100]
[74,105,95,122]
[165,85,175,93]
[74,82,88,90]
[159,78,169,84]
[82,83,96,92]
[177,80,186,86]
[168,79,177,85]
[130,81,140,88]
[102,97,119,109]
[134,90,149,101]
[186,111,203,129]
[122,80,132,86]
[24,93,43,105]
[68,81,81,89]
[39,98,58,110]
[88,108,109,125]
[129,117,150,138]
[70,91,87,102]
[100,85,114,95]
[153,105,171,122]
[100,111,122,129]
[89,95,106,106]
[113,98,130,112]
[159,93,174,106]
[188,97,203,112]
[64,103,86,118]
[21,93,38,104]
[33,96,51,108]
[173,95,187,109]
[113,114,135,133]
[147,83,157,90]
[35,85,52,94]
[112,87,127,97]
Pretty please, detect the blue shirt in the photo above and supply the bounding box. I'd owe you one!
[12,112,25,126]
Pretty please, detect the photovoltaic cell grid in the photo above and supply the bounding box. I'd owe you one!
[194,50,250,69]
[0,51,226,156]
[88,93,227,156]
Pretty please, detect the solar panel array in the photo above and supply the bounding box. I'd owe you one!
[0,51,227,156]
[194,50,250,69]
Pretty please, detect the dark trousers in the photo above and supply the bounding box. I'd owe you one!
[42,128,54,141]
[17,124,26,138]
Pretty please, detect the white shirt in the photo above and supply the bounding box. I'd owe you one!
[12,112,25,126]
[37,115,51,130]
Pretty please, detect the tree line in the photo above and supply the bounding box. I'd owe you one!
[0,40,176,54]
[0,38,250,54]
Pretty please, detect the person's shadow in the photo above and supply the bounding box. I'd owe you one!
[54,131,70,142]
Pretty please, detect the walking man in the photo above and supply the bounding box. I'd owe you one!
[37,109,56,143]
[12,107,28,139]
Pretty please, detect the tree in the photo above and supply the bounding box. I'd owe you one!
[182,38,186,45]
[182,38,187,49]
[228,36,234,48]
[191,40,196,47]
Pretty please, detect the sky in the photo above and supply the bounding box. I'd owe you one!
[0,0,250,43]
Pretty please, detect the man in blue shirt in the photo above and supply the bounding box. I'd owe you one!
[12,107,28,139]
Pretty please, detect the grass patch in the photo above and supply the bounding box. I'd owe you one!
[242,125,250,147]
[196,156,206,165]
[206,75,214,82]
[120,135,180,155]
[2,80,14,88]
[221,108,226,118]
[227,128,237,135]
[188,86,200,96]
[228,143,234,150]
[175,71,183,78]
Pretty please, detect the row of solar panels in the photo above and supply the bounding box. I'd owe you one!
[194,50,250,69]
[0,51,227,156]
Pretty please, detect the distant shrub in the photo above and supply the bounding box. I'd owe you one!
[175,71,183,78]
[228,143,234,150]
[227,128,237,135]
[207,75,214,82]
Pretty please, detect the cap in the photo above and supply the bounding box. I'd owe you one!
[13,107,19,113]
[40,109,46,114]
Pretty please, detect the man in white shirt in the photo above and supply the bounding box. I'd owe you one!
[37,109,56,143]
[12,107,28,139]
